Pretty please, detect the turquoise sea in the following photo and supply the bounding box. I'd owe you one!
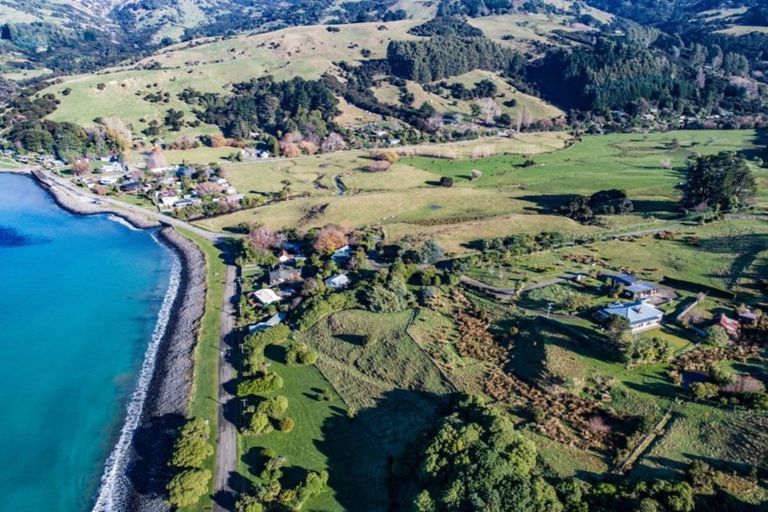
[0,173,174,511]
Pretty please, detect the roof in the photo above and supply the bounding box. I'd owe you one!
[611,273,640,286]
[248,312,286,333]
[599,301,664,325]
[253,288,280,305]
[716,314,740,335]
[331,245,351,261]
[325,274,350,289]
[625,281,657,294]
[269,266,302,282]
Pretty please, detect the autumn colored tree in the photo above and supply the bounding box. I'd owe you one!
[70,157,90,176]
[313,225,348,253]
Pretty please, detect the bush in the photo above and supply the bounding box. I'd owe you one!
[439,176,454,187]
[690,382,719,400]
[167,468,212,508]
[247,412,273,435]
[237,373,285,396]
[296,291,356,330]
[257,395,289,418]
[286,342,320,366]
[277,417,295,432]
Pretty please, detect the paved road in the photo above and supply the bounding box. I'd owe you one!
[213,263,239,511]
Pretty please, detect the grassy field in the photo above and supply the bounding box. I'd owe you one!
[403,129,765,201]
[177,231,226,512]
[372,70,564,122]
[196,129,765,253]
[466,218,768,302]
[238,308,453,511]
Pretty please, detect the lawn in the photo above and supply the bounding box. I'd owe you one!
[238,308,453,511]
[197,129,764,255]
[177,230,227,512]
[402,129,764,205]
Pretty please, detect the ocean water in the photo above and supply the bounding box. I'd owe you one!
[0,173,174,511]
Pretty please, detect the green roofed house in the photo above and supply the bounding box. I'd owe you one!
[596,301,665,333]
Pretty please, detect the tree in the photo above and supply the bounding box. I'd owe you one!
[406,394,560,511]
[321,132,347,153]
[313,225,348,253]
[170,417,214,468]
[682,152,756,211]
[690,382,719,401]
[248,225,285,251]
[705,325,729,347]
[167,468,211,508]
[439,176,454,187]
[70,157,90,176]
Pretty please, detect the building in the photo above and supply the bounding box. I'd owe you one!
[714,314,740,338]
[597,301,664,333]
[325,273,350,290]
[248,312,286,333]
[624,281,658,300]
[738,309,757,325]
[253,288,281,305]
[269,266,303,286]
[605,273,658,300]
[331,245,351,264]
[120,182,145,193]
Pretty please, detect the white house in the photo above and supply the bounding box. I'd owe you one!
[253,288,281,305]
[596,301,664,333]
[325,274,350,290]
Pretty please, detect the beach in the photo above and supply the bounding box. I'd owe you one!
[27,169,209,511]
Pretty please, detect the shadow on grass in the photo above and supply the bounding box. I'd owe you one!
[316,389,447,512]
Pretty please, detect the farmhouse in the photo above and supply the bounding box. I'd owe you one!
[597,301,665,332]
[714,314,740,338]
[269,266,303,286]
[252,288,280,305]
[325,273,350,290]
[605,273,658,300]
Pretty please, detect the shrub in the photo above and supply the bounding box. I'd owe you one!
[235,495,264,512]
[690,382,719,400]
[167,468,212,508]
[470,169,482,180]
[237,373,284,396]
[247,412,273,435]
[257,395,289,418]
[286,342,320,366]
[277,417,295,432]
[439,176,454,187]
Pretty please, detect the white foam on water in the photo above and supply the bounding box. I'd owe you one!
[106,214,141,231]
[92,236,182,512]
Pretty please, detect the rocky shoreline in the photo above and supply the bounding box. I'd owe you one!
[26,170,208,511]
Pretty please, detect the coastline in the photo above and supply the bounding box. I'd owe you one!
[19,169,208,511]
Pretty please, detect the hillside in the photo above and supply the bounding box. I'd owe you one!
[38,15,573,143]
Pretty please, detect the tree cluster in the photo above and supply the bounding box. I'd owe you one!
[166,417,213,508]
[181,76,338,140]
[387,36,522,82]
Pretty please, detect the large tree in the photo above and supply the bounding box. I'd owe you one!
[681,152,756,211]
